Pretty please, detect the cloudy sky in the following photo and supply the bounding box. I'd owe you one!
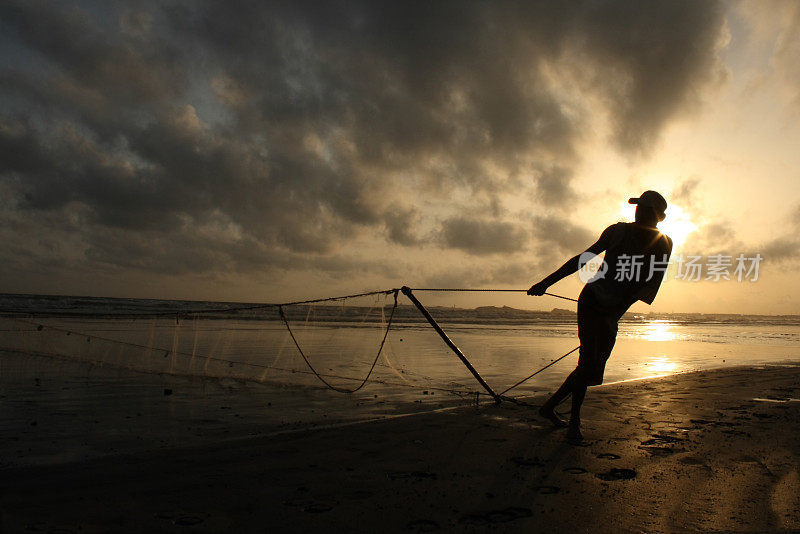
[1,0,799,314]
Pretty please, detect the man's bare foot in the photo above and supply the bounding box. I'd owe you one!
[539,406,568,428]
[566,423,583,440]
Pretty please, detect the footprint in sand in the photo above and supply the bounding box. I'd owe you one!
[689,419,713,427]
[303,503,334,514]
[597,453,621,460]
[563,467,587,475]
[679,456,709,467]
[174,515,205,526]
[640,434,686,456]
[641,433,686,445]
[596,468,637,481]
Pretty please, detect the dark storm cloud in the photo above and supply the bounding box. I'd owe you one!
[0,0,185,106]
[531,215,595,253]
[439,217,528,255]
[421,260,531,288]
[0,0,726,281]
[575,2,727,156]
[383,204,421,246]
[533,165,575,206]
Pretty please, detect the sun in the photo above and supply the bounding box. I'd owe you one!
[620,201,697,248]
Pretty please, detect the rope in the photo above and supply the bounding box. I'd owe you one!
[411,288,578,303]
[247,289,398,311]
[278,289,399,393]
[499,345,580,396]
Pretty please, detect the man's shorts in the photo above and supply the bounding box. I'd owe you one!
[576,288,620,386]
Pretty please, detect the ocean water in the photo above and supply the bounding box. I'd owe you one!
[2,295,800,465]
[2,291,799,397]
[1,292,799,410]
[3,313,799,398]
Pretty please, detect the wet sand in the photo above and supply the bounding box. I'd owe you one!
[1,364,799,533]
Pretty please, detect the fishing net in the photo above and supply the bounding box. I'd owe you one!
[0,289,581,409]
[0,293,385,386]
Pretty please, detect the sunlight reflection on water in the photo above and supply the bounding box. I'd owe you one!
[642,321,678,342]
[624,320,682,342]
[646,355,678,374]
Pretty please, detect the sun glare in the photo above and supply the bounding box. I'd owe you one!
[620,201,696,248]
[647,356,677,374]
[642,321,678,341]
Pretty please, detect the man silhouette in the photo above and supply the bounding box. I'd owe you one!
[528,191,673,439]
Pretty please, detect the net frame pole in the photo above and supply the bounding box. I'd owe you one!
[400,286,500,404]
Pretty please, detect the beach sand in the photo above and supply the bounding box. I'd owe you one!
[1,361,799,533]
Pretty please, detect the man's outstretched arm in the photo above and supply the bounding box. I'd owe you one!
[527,225,615,296]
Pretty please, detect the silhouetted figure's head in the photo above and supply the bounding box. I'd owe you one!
[629,190,667,228]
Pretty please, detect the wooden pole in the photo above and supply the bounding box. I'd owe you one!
[400,286,500,403]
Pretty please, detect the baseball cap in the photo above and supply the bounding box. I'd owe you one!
[629,190,667,221]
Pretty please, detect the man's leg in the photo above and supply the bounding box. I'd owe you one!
[539,368,580,427]
[567,315,617,439]
[567,294,601,440]
[567,373,588,439]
